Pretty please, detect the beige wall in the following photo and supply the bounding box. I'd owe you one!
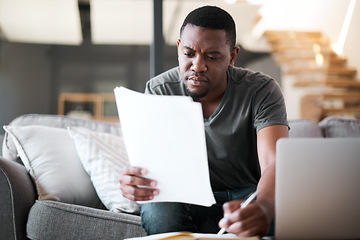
[342,0,360,74]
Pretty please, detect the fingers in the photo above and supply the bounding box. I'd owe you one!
[224,209,266,237]
[121,165,148,177]
[121,185,159,201]
[227,223,263,238]
[222,200,243,216]
[120,172,157,187]
[119,166,159,201]
[219,202,269,237]
[120,166,156,187]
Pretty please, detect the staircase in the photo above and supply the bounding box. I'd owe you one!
[264,30,360,122]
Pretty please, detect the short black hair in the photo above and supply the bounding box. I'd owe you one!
[180,5,236,50]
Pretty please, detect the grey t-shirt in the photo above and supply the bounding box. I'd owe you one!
[145,66,288,190]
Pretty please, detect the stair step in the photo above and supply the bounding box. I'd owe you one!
[285,67,357,77]
[294,79,360,88]
[269,37,330,44]
[265,30,323,40]
[273,49,337,56]
[297,77,359,81]
[266,35,328,44]
[266,30,360,121]
[322,108,360,119]
[268,38,330,45]
[305,92,360,101]
[277,60,348,69]
[276,56,347,65]
[323,107,360,113]
[271,45,333,53]
[300,94,360,122]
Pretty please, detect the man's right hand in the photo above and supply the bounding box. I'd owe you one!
[119,166,159,201]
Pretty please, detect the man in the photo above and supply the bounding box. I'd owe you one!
[119,5,289,237]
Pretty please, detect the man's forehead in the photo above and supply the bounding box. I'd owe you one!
[180,44,222,55]
[179,25,228,51]
[181,24,227,36]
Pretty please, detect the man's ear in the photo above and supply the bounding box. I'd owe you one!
[229,46,240,67]
[177,39,181,59]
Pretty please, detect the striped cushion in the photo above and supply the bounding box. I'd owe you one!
[68,126,141,214]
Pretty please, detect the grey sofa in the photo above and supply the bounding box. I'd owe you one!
[1,114,359,240]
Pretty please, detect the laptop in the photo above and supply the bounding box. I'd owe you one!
[275,138,360,240]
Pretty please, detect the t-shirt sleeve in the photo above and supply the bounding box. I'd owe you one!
[144,67,182,96]
[144,80,154,94]
[253,79,289,132]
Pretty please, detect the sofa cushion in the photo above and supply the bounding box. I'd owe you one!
[288,119,323,138]
[2,114,122,162]
[27,200,146,240]
[68,126,141,214]
[319,116,360,138]
[3,125,103,208]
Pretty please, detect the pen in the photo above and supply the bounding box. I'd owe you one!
[217,190,259,235]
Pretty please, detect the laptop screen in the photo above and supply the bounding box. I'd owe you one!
[275,138,360,239]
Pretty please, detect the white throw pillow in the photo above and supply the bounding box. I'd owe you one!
[3,125,103,208]
[67,126,141,214]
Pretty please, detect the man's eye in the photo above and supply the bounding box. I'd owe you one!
[208,56,218,60]
[184,53,194,57]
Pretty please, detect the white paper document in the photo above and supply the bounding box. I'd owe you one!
[114,87,216,206]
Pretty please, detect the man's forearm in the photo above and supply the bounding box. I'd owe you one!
[256,162,276,221]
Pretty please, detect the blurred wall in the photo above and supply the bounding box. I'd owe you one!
[0,42,177,134]
[0,38,275,136]
[0,42,52,129]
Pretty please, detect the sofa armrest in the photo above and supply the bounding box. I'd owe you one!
[0,157,37,240]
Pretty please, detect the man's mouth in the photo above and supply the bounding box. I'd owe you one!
[187,76,207,86]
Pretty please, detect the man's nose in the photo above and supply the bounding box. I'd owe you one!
[190,56,207,72]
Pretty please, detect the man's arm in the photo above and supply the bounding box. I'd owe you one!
[256,124,289,225]
[219,125,289,237]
